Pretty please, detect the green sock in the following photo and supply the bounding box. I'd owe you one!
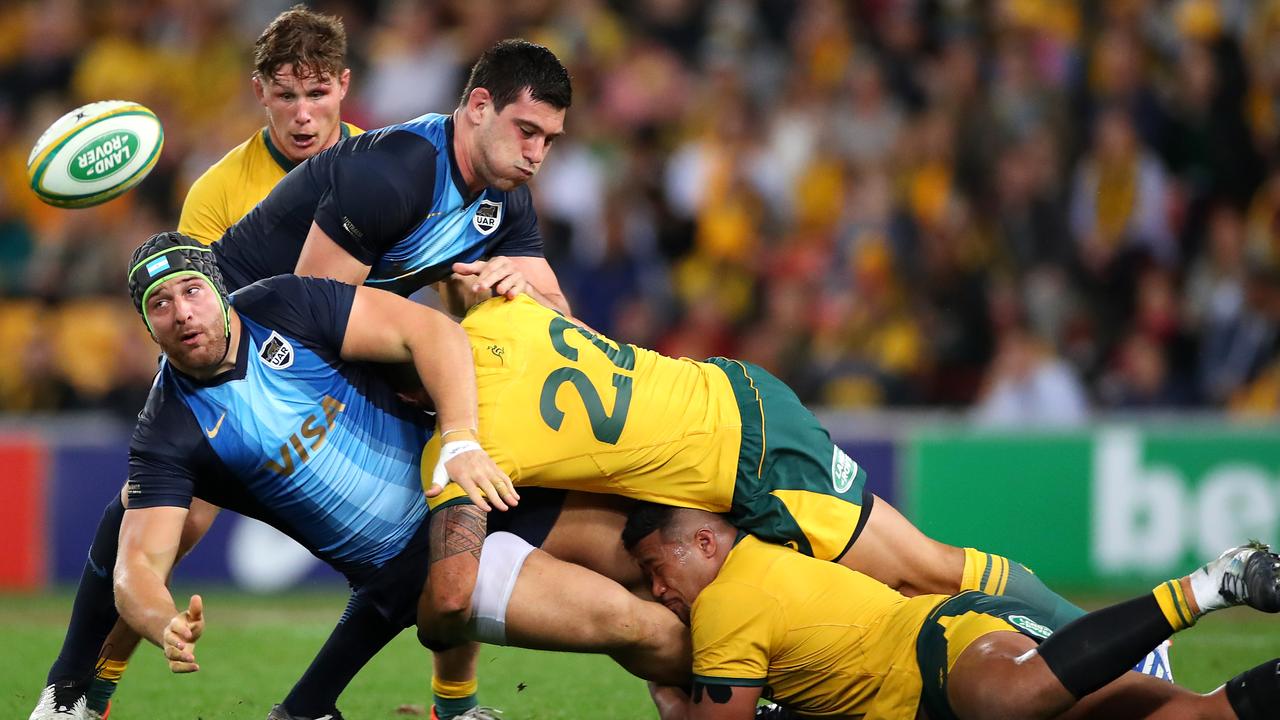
[86,676,119,715]
[962,548,1085,627]
[432,693,478,719]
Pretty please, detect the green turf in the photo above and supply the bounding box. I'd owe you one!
[3,590,1278,718]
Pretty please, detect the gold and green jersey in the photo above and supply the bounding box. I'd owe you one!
[433,295,742,510]
[178,123,360,245]
[693,535,945,719]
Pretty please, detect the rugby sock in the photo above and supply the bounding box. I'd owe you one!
[86,658,126,713]
[1151,579,1198,631]
[1036,588,1188,698]
[432,676,479,719]
[961,548,1085,627]
[48,496,126,686]
[282,593,403,717]
[1225,658,1280,720]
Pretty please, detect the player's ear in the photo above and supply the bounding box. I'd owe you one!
[465,87,492,122]
[337,68,351,99]
[252,73,267,104]
[694,527,718,559]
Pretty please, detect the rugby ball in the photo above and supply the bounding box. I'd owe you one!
[27,100,164,209]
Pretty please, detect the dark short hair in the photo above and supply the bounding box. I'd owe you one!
[254,4,347,82]
[622,503,679,552]
[460,39,572,112]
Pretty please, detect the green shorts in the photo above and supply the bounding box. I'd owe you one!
[708,357,871,561]
[916,591,1059,720]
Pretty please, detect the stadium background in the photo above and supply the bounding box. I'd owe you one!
[2,0,1280,715]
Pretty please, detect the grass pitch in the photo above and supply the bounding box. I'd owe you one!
[2,589,1278,719]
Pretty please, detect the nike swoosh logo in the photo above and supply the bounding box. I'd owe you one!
[205,413,226,438]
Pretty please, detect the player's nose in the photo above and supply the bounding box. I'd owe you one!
[525,137,549,166]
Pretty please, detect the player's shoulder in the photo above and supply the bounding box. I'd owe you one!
[230,275,355,336]
[230,274,324,311]
[721,536,813,591]
[197,131,270,181]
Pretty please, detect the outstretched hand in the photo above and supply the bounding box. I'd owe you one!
[163,594,204,673]
[428,438,519,511]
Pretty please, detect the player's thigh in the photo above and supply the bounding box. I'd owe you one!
[537,491,642,589]
[944,630,1069,720]
[917,593,1066,720]
[503,548,680,653]
[838,494,964,596]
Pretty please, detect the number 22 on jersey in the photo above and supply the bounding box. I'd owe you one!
[538,316,634,444]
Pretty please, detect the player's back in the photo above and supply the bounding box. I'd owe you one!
[459,296,741,511]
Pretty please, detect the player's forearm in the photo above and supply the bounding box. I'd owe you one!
[114,559,180,647]
[433,278,472,318]
[407,310,478,434]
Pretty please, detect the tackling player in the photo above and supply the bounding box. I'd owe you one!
[420,294,1165,682]
[114,233,688,708]
[623,505,1280,720]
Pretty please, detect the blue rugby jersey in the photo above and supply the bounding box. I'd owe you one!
[212,113,542,295]
[127,275,432,583]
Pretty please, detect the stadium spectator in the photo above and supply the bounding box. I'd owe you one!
[5,0,1280,415]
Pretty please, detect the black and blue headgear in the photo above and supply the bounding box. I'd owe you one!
[127,231,231,339]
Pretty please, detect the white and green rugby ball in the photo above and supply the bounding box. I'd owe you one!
[27,100,164,208]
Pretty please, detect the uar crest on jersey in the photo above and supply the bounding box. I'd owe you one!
[473,199,502,235]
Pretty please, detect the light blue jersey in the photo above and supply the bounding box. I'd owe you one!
[128,275,431,582]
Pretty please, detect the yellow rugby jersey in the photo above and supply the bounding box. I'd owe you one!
[693,536,945,719]
[178,123,360,245]
[429,295,742,510]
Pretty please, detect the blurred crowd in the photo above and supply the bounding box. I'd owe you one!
[4,0,1280,424]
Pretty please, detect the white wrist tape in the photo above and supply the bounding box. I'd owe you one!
[431,440,484,489]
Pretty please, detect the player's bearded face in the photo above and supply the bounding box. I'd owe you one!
[147,277,229,374]
[474,89,565,191]
[255,64,351,164]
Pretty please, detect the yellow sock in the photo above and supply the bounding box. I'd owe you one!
[961,548,1010,596]
[95,658,128,682]
[1152,580,1197,631]
[432,675,478,700]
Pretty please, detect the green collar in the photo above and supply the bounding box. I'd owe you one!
[262,122,352,172]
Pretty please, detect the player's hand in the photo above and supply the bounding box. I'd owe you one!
[428,438,519,511]
[163,594,204,673]
[451,257,528,300]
